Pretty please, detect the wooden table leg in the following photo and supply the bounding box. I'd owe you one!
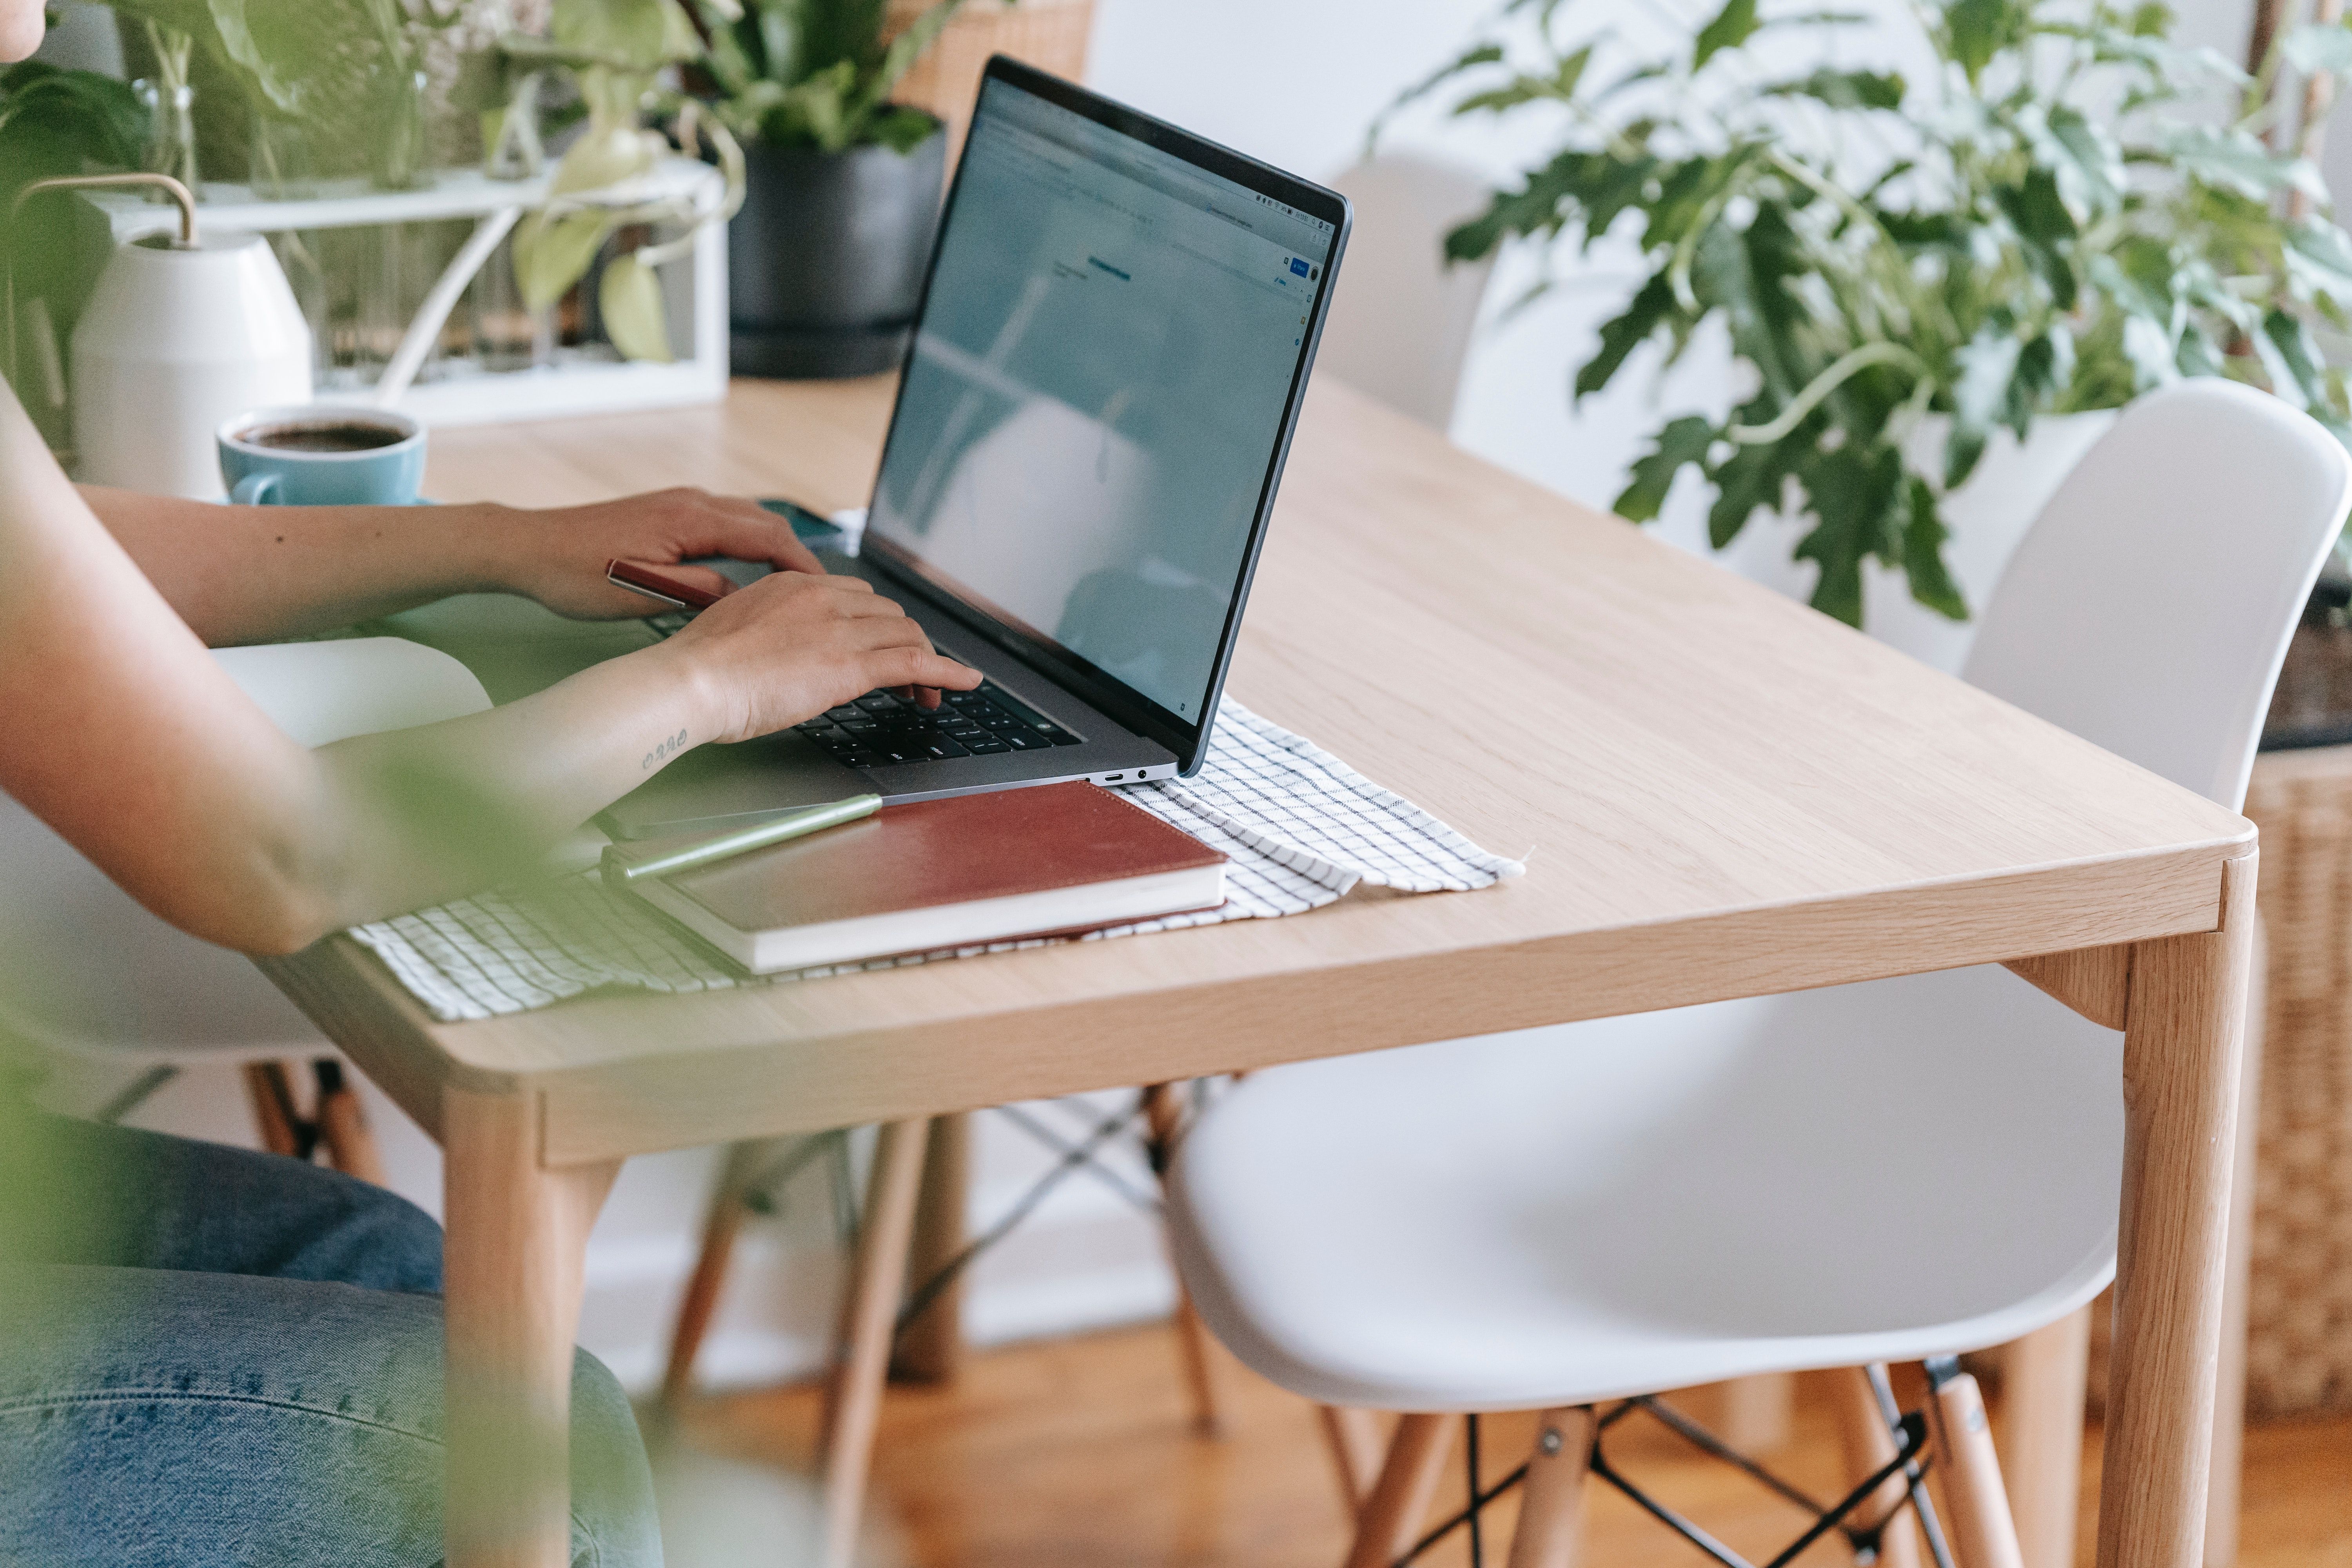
[2093,852,2256,1568]
[819,1118,930,1568]
[443,1085,620,1568]
[2204,912,2266,1568]
[892,1111,970,1384]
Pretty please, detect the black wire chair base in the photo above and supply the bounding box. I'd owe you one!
[1391,1387,1953,1568]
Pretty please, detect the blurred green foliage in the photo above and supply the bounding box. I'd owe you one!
[691,0,959,154]
[1417,0,2352,628]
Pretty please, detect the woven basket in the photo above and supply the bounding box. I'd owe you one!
[882,0,1097,165]
[2239,740,2352,1416]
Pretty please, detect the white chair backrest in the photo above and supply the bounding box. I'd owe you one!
[1962,379,2352,811]
[209,638,491,747]
[0,638,491,1056]
[1318,154,1498,430]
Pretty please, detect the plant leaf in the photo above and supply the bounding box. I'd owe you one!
[1793,441,1904,625]
[514,208,617,311]
[599,252,673,361]
[1899,477,1968,619]
[1945,0,2013,83]
[1759,67,1905,110]
[1693,0,1759,71]
[2281,22,2352,76]
[2261,308,2333,414]
[1615,415,1716,523]
[2161,125,2326,203]
[1706,433,1802,548]
[1947,327,2023,490]
[1577,272,1676,400]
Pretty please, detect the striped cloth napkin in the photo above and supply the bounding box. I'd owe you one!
[348,700,1525,1022]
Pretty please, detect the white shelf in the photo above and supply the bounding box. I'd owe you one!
[96,158,720,240]
[87,158,732,428]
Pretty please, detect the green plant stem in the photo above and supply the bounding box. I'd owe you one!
[1726,341,1927,444]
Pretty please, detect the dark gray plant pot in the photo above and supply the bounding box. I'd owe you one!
[728,121,949,380]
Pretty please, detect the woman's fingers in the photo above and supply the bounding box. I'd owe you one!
[695,495,828,576]
[868,650,981,694]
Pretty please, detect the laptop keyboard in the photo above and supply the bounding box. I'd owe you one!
[793,681,1085,769]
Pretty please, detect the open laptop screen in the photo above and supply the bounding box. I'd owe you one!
[864,65,1343,760]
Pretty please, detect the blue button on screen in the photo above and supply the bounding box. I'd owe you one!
[1288,257,1309,277]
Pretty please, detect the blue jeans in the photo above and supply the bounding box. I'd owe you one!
[0,1107,660,1566]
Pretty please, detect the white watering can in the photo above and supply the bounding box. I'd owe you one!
[9,173,311,499]
[6,173,523,501]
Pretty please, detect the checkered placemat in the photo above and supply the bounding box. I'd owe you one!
[348,700,1525,1021]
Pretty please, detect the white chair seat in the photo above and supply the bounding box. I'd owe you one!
[1168,964,2120,1412]
[0,637,491,1061]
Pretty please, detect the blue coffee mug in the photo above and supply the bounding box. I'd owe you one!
[218,405,426,506]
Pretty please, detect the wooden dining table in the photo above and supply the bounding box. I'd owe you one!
[258,374,2257,1568]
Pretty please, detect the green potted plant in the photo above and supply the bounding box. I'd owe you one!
[691,0,970,377]
[489,0,747,364]
[1406,0,2352,642]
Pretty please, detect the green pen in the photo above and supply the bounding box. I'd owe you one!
[600,794,883,889]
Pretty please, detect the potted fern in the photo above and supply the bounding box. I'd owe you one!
[1410,0,2352,653]
[691,0,969,377]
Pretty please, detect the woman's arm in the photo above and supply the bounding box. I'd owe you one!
[80,484,831,645]
[2,384,974,954]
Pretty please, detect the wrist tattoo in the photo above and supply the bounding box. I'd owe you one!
[643,727,689,771]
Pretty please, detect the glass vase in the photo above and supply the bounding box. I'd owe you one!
[133,80,199,195]
[372,69,432,193]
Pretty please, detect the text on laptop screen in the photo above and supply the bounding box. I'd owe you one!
[866,78,1337,728]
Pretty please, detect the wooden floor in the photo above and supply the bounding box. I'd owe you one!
[674,1322,2352,1568]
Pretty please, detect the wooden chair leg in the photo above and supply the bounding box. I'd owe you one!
[1341,1412,1455,1568]
[660,1140,763,1407]
[1685,1372,1796,1455]
[1836,1366,1924,1568]
[311,1060,386,1184]
[1143,1082,1225,1436]
[2001,1309,2091,1568]
[1504,1406,1593,1568]
[891,1111,970,1384]
[818,1119,931,1568]
[1931,1363,2025,1568]
[241,1061,302,1157]
[1319,1405,1387,1514]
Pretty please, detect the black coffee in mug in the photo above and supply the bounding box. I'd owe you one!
[241,420,407,454]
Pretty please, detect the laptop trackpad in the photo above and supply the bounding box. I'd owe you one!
[598,731,870,840]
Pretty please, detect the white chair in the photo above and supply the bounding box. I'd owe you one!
[1164,379,2352,1568]
[1319,154,1499,431]
[1,638,492,1171]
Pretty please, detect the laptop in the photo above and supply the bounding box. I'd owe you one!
[601,56,1352,839]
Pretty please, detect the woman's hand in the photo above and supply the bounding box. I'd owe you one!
[493,488,831,619]
[653,571,980,745]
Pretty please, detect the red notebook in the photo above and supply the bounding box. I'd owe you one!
[608,781,1227,973]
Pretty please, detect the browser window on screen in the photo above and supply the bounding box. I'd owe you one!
[867,77,1338,726]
